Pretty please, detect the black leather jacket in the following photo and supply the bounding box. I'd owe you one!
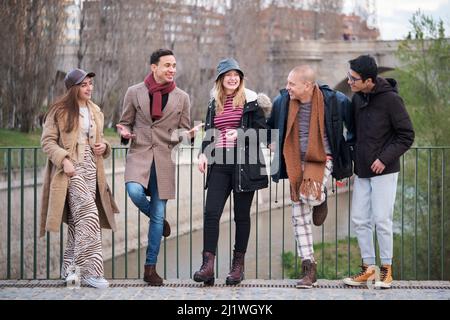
[200,90,269,192]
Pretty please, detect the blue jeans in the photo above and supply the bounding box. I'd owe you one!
[126,163,167,265]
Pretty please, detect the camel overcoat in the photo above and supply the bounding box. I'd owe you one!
[40,101,119,237]
[118,83,191,199]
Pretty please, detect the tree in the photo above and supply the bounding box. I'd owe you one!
[0,0,66,132]
[394,11,450,280]
[396,10,450,146]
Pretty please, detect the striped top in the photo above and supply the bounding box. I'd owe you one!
[214,95,243,148]
[298,101,331,160]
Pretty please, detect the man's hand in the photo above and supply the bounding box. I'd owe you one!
[371,159,386,174]
[93,143,106,156]
[268,142,276,152]
[186,123,205,139]
[116,124,136,140]
[198,153,208,174]
[62,158,76,177]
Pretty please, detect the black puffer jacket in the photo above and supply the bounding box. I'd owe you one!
[200,89,271,192]
[267,85,355,182]
[352,77,415,178]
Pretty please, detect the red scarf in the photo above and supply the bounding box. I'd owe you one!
[144,73,176,120]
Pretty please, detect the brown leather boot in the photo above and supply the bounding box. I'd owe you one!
[163,219,171,237]
[296,259,317,289]
[226,251,245,285]
[193,251,215,286]
[143,264,163,286]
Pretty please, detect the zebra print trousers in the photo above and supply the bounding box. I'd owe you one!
[61,145,104,280]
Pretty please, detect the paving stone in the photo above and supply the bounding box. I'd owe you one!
[1,280,450,300]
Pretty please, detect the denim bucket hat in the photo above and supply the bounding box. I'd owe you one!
[215,58,244,81]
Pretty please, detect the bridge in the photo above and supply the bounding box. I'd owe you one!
[1,146,449,301]
[271,39,402,93]
[1,279,450,301]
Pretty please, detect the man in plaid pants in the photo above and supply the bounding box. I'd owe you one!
[268,65,354,288]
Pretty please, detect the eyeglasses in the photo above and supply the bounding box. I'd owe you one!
[347,72,362,83]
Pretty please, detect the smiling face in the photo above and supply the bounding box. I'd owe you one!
[221,70,241,95]
[286,71,314,102]
[151,54,176,84]
[347,69,375,93]
[77,77,93,103]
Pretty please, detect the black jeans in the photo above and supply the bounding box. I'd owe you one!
[203,164,255,255]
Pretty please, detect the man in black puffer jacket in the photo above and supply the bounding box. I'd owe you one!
[343,55,414,289]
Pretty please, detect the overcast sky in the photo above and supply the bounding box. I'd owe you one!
[344,0,450,40]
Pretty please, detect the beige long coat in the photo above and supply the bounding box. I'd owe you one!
[118,82,191,199]
[40,101,119,237]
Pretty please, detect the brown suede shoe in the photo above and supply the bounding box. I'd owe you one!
[343,264,376,287]
[313,188,328,226]
[163,219,171,237]
[296,259,317,289]
[375,265,393,289]
[143,264,163,286]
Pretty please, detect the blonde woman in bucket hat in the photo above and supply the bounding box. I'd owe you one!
[193,58,272,286]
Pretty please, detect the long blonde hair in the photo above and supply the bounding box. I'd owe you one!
[213,74,246,114]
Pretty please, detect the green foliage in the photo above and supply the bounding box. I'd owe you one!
[0,127,120,147]
[282,228,449,281]
[0,129,42,147]
[0,128,121,170]
[393,148,450,280]
[282,237,362,280]
[396,10,450,146]
[391,13,450,281]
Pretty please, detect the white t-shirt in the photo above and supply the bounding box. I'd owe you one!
[79,106,90,139]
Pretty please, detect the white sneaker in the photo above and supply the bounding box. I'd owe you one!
[65,272,81,289]
[83,276,109,289]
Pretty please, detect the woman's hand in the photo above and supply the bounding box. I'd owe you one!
[93,143,106,156]
[62,158,76,177]
[225,129,238,141]
[198,153,208,174]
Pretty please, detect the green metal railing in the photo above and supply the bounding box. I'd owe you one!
[1,146,449,280]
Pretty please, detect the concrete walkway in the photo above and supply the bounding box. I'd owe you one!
[1,279,450,300]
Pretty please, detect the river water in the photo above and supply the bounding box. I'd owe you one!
[104,189,352,280]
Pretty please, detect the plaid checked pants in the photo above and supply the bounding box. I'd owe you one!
[291,159,332,261]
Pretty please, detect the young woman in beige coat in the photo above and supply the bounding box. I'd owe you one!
[41,69,119,289]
